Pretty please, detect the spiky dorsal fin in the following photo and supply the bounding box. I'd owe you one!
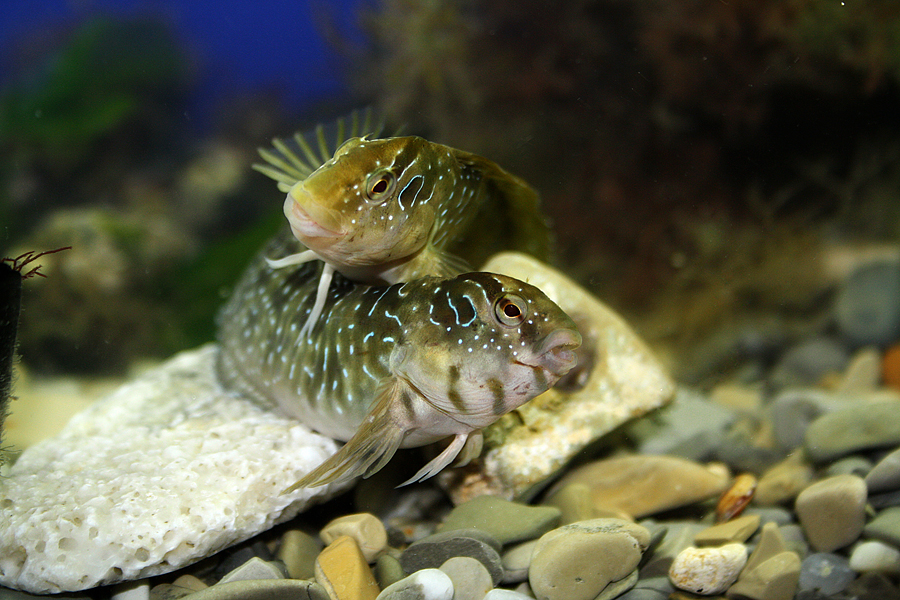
[253,109,385,192]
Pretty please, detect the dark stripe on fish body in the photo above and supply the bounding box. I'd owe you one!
[488,377,506,416]
[530,365,547,391]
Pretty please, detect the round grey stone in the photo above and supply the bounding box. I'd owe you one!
[768,389,842,451]
[400,530,503,586]
[835,259,900,347]
[770,336,849,389]
[798,553,856,595]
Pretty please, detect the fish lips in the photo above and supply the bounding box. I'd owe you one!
[284,184,345,240]
[522,328,582,378]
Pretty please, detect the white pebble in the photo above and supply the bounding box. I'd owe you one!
[377,568,454,600]
[849,540,900,575]
[669,543,748,595]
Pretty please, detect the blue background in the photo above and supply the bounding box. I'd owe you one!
[0,0,361,120]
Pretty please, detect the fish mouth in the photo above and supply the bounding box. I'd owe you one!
[530,328,582,377]
[284,183,345,240]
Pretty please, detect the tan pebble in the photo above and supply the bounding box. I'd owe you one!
[321,513,387,563]
[529,519,650,600]
[171,575,207,591]
[726,551,800,600]
[278,529,323,580]
[541,483,632,524]
[314,535,380,600]
[716,474,757,522]
[795,474,867,552]
[549,455,730,519]
[743,522,787,573]
[710,383,762,413]
[754,453,813,506]
[695,514,760,545]
[541,483,595,524]
[837,347,883,393]
[668,543,747,595]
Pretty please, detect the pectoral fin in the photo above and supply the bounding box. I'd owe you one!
[299,263,334,338]
[283,377,410,492]
[398,431,474,487]
[403,245,470,280]
[265,249,319,269]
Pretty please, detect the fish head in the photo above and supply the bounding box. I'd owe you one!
[284,136,446,271]
[397,272,582,434]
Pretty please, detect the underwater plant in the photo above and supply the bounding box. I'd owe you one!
[0,15,190,174]
[0,247,69,466]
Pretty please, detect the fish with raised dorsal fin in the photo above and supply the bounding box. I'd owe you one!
[254,112,551,337]
[215,231,580,489]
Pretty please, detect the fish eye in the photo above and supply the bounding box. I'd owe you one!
[494,294,527,327]
[365,169,396,204]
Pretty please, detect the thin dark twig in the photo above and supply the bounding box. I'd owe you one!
[1,247,72,280]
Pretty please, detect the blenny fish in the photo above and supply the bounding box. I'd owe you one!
[254,112,551,336]
[216,231,580,488]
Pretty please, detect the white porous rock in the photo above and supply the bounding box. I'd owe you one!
[0,345,350,594]
[669,543,748,595]
[441,252,675,502]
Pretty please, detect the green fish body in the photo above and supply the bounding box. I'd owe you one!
[255,113,551,335]
[216,231,580,488]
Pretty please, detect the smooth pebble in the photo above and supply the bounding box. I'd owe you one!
[668,543,747,595]
[795,474,867,552]
[804,399,900,462]
[187,580,329,600]
[549,455,729,518]
[500,539,538,584]
[321,513,388,563]
[148,584,193,600]
[767,388,843,450]
[836,347,883,392]
[400,530,503,586]
[866,446,900,494]
[277,529,322,580]
[694,514,760,545]
[374,554,406,590]
[315,535,380,600]
[217,557,285,584]
[376,569,453,600]
[529,518,649,600]
[724,551,799,600]
[439,495,561,545]
[864,506,900,547]
[849,540,900,575]
[439,557,493,600]
[798,553,856,595]
[835,259,900,347]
